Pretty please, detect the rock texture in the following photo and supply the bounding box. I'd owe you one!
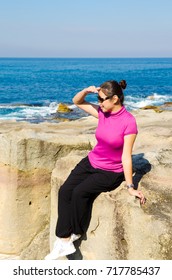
[57,103,73,113]
[0,118,96,260]
[140,105,163,113]
[0,110,171,260]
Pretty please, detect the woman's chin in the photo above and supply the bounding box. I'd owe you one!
[101,107,109,113]
[100,107,107,112]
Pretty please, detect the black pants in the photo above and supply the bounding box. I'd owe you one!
[56,156,124,238]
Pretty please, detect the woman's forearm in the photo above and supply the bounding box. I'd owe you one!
[122,157,146,204]
[72,88,88,105]
[73,86,99,105]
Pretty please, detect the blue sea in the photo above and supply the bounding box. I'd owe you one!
[0,58,172,122]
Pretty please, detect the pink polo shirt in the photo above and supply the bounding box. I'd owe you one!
[88,106,138,173]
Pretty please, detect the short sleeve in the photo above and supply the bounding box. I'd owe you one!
[98,106,103,118]
[124,116,138,135]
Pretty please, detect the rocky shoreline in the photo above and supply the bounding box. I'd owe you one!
[0,108,171,260]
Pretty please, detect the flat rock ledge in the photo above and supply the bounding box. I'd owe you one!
[0,109,172,260]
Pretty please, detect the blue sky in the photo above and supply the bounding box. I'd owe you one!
[0,0,172,57]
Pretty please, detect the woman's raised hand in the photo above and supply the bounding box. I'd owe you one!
[84,86,100,94]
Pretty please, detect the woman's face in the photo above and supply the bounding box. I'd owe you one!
[98,89,118,112]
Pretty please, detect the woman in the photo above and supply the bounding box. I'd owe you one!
[45,80,146,260]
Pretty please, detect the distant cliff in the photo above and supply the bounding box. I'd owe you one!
[0,109,171,260]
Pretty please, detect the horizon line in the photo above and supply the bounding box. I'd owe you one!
[0,56,172,59]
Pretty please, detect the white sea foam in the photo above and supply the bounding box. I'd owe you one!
[125,93,172,109]
[0,93,171,121]
[0,102,59,121]
[68,104,77,109]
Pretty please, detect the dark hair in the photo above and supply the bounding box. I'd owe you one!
[100,80,127,105]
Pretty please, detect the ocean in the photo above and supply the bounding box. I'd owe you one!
[0,57,172,123]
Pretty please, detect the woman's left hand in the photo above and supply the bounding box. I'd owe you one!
[128,188,146,205]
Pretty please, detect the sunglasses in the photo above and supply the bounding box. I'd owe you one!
[97,95,111,103]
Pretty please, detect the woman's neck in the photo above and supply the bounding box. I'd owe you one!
[110,104,122,113]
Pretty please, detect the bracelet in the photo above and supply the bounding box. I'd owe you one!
[127,183,134,189]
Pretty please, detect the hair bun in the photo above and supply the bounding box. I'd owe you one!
[119,80,127,90]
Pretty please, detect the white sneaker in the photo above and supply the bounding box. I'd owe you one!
[70,234,81,242]
[44,238,76,260]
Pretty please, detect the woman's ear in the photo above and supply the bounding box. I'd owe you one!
[112,95,119,104]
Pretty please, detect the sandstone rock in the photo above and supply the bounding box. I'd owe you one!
[52,117,70,122]
[164,102,172,106]
[57,103,73,113]
[20,224,50,260]
[140,105,163,113]
[161,102,172,111]
[0,119,96,259]
[0,164,51,259]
